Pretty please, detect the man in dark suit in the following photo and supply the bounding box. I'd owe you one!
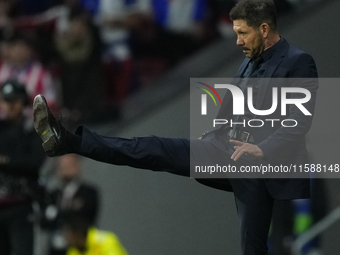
[0,79,46,255]
[41,154,99,255]
[32,0,318,254]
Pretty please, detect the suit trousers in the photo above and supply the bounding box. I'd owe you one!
[75,126,274,255]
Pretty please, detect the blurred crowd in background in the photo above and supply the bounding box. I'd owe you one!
[0,76,127,254]
[0,0,295,125]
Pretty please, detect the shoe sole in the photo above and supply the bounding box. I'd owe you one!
[33,95,59,153]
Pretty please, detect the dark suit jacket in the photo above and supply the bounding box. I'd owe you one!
[41,182,99,230]
[197,38,318,199]
[0,118,46,205]
[59,183,99,224]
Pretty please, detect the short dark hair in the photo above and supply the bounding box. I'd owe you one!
[230,0,277,31]
[0,79,30,105]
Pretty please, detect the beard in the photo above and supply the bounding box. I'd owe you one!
[250,33,266,59]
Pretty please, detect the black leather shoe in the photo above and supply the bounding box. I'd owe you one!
[33,95,68,156]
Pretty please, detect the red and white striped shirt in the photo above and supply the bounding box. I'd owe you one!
[0,60,57,110]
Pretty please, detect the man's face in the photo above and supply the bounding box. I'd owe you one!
[233,19,265,59]
[0,99,24,120]
[69,18,89,40]
[9,42,33,65]
[58,155,81,182]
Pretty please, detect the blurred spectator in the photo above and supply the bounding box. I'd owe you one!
[62,0,218,85]
[51,0,138,110]
[0,79,46,255]
[81,0,138,104]
[213,0,237,38]
[41,154,99,255]
[0,0,18,41]
[214,0,293,38]
[79,0,132,62]
[149,0,215,41]
[0,33,58,111]
[125,0,218,84]
[9,0,219,105]
[143,0,216,50]
[54,9,104,123]
[16,0,62,15]
[63,215,128,255]
[0,39,11,64]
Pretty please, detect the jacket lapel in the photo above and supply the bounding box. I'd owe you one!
[255,39,290,110]
[235,58,250,78]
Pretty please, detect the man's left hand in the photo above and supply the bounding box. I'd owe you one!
[229,140,264,161]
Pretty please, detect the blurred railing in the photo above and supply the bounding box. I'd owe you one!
[291,206,340,255]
